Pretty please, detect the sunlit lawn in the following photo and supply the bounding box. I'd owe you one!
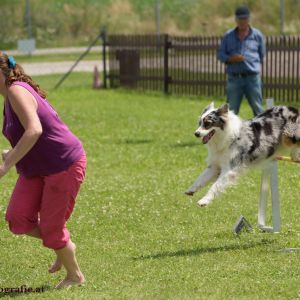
[0,73,299,299]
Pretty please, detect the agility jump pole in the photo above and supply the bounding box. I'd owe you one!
[259,155,299,234]
[257,98,280,232]
[258,98,300,233]
[276,156,300,163]
[258,158,280,232]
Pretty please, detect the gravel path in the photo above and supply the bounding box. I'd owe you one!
[23,60,104,76]
[6,46,102,56]
[5,46,104,75]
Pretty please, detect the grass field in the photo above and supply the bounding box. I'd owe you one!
[0,73,300,299]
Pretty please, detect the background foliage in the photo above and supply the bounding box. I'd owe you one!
[2,0,300,49]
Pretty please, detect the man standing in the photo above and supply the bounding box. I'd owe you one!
[218,5,266,116]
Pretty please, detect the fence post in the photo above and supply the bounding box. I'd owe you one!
[54,29,103,90]
[163,34,170,94]
[102,27,107,89]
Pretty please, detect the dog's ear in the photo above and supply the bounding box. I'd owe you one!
[218,103,229,115]
[202,102,214,114]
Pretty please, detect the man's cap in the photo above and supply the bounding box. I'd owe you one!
[235,5,250,19]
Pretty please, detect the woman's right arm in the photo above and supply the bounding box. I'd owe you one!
[0,85,43,178]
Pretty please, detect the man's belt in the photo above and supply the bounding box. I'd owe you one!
[230,72,258,77]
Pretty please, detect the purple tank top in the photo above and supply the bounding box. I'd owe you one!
[2,81,84,177]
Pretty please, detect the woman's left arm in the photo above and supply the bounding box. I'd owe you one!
[0,85,43,178]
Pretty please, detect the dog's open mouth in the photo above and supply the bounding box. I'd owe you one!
[202,130,215,144]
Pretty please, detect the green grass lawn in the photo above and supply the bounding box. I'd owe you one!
[0,74,300,299]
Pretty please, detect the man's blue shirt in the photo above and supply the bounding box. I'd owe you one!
[218,27,266,75]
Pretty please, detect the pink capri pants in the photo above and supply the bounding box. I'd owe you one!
[5,155,86,250]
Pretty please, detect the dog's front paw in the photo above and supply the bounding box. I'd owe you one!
[197,197,211,207]
[184,189,195,196]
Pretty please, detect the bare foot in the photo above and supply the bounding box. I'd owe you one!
[49,241,76,273]
[55,273,85,289]
[48,257,62,273]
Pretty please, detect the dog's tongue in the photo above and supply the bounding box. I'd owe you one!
[202,130,215,144]
[202,136,209,144]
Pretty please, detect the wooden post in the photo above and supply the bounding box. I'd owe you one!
[102,27,107,89]
[163,34,170,94]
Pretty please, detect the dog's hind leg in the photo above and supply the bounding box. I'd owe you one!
[185,166,219,196]
[197,169,238,207]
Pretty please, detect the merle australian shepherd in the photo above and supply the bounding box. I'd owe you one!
[185,102,300,207]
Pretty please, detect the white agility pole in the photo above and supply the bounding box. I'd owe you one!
[258,98,281,233]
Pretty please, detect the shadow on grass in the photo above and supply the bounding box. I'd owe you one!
[117,138,153,145]
[0,285,51,298]
[133,239,275,260]
[172,141,199,148]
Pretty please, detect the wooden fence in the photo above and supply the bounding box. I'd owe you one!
[103,34,300,102]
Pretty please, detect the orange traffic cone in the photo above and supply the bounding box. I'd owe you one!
[93,65,102,89]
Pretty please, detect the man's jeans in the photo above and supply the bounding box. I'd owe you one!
[226,74,264,116]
